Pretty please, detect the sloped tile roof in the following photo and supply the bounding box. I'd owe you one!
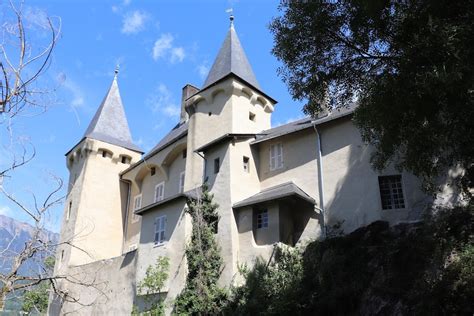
[84,78,141,152]
[233,182,315,209]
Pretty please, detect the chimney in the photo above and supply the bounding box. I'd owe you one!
[180,84,200,122]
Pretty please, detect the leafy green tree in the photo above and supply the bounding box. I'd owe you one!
[270,0,474,194]
[174,185,227,315]
[21,256,55,314]
[134,256,169,316]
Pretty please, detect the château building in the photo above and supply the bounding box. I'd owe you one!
[50,18,432,315]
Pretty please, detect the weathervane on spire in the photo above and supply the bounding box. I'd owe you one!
[226,8,234,26]
[114,64,120,80]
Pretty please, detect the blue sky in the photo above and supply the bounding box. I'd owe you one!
[0,0,305,232]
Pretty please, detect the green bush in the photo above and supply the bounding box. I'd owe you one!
[226,206,474,315]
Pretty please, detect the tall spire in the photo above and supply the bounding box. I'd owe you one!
[83,75,141,152]
[202,17,261,91]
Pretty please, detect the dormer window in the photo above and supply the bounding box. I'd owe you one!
[270,143,283,170]
[150,167,156,176]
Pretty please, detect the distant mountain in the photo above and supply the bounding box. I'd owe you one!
[0,214,59,274]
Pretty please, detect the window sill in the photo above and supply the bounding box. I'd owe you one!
[153,241,167,248]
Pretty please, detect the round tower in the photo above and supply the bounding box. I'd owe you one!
[56,74,142,269]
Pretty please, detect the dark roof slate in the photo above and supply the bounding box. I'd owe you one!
[84,78,141,152]
[202,24,260,91]
[251,104,357,145]
[233,182,315,209]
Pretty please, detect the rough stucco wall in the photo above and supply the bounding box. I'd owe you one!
[320,118,429,233]
[121,137,187,252]
[230,81,273,134]
[63,138,140,267]
[258,129,320,201]
[136,199,190,314]
[48,251,137,316]
[235,206,273,271]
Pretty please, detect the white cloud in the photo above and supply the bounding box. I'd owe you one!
[152,34,186,63]
[0,206,12,217]
[123,0,132,5]
[197,64,209,80]
[170,47,185,63]
[24,6,49,30]
[152,34,173,60]
[146,84,181,119]
[121,10,149,34]
[111,5,120,13]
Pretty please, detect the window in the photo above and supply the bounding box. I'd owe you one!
[179,171,185,193]
[243,156,250,173]
[378,175,405,209]
[132,195,142,222]
[182,149,187,159]
[98,149,112,158]
[257,210,269,229]
[270,143,283,170]
[120,155,131,164]
[249,112,256,122]
[214,158,220,174]
[150,167,156,176]
[154,216,167,245]
[155,182,165,202]
[66,201,72,221]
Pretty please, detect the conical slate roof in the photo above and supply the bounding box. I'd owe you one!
[83,77,141,152]
[202,23,261,90]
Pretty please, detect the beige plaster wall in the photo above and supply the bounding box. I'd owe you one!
[136,199,190,314]
[319,118,430,233]
[121,137,187,251]
[258,129,319,201]
[60,138,141,267]
[48,251,137,315]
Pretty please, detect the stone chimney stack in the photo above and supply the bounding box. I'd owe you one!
[180,84,199,123]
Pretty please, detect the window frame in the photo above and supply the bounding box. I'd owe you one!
[256,209,269,229]
[132,194,142,223]
[214,157,220,174]
[154,182,165,202]
[154,215,167,245]
[269,143,284,171]
[378,175,406,210]
[243,156,250,173]
[179,171,185,193]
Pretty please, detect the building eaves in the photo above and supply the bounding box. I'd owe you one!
[195,133,256,153]
[134,188,201,216]
[251,105,357,146]
[120,122,188,176]
[233,181,315,209]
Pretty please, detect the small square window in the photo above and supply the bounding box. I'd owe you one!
[243,156,250,173]
[66,201,72,221]
[257,210,268,229]
[378,175,405,210]
[121,155,131,164]
[150,167,156,176]
[182,149,187,159]
[249,112,256,121]
[214,158,220,174]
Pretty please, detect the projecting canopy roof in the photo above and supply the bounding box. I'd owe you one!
[233,182,315,209]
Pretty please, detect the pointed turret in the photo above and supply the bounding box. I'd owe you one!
[202,17,261,91]
[84,75,141,152]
